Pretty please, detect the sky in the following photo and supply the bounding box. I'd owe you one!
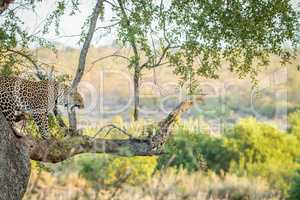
[18,0,116,48]
[7,0,300,48]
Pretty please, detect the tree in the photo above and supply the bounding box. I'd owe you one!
[0,1,299,199]
[1,0,299,122]
[93,0,300,120]
[0,112,30,200]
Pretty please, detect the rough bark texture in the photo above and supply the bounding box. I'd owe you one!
[0,113,31,200]
[27,136,156,163]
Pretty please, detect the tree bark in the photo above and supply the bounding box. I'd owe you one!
[133,69,140,121]
[0,113,31,200]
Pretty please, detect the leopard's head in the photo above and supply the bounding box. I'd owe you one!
[56,84,84,109]
[72,90,84,109]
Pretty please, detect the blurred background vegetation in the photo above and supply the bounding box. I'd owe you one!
[16,48,300,200]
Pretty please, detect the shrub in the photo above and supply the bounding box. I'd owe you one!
[288,169,300,200]
[288,110,300,138]
[157,126,235,173]
[78,154,157,187]
[225,118,300,197]
[156,128,208,172]
[25,114,66,139]
[158,118,300,197]
[206,173,278,200]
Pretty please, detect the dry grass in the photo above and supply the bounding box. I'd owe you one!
[24,168,279,200]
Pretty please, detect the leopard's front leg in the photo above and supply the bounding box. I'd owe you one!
[32,112,50,140]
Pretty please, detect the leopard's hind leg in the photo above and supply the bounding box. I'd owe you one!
[0,98,26,138]
[1,108,25,138]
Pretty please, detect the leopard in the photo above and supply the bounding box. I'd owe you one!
[0,76,84,139]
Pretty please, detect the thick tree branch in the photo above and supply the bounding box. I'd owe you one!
[27,136,156,163]
[11,98,203,163]
[150,97,202,150]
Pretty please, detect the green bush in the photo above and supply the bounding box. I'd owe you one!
[288,169,300,200]
[156,128,207,172]
[25,114,66,139]
[157,126,236,173]
[158,118,300,197]
[224,118,300,197]
[78,154,157,187]
[288,110,300,138]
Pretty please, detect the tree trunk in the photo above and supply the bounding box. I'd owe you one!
[68,0,103,131]
[133,68,140,121]
[116,0,140,121]
[0,113,31,200]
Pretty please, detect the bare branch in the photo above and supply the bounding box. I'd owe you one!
[51,34,81,39]
[91,53,130,65]
[85,50,130,74]
[103,0,118,8]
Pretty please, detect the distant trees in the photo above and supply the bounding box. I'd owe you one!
[1,0,299,122]
[95,0,300,120]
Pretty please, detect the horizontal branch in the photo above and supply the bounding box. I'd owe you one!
[1,98,203,163]
[27,136,159,163]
